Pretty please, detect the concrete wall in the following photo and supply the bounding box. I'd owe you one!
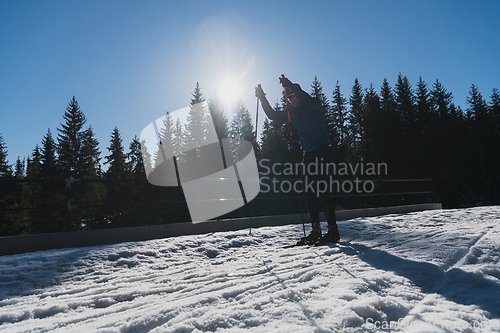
[0,203,441,256]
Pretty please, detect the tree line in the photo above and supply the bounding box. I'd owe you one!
[259,74,500,209]
[1,74,499,236]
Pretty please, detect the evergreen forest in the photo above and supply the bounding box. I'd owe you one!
[1,74,499,236]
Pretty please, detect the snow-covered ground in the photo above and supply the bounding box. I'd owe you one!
[1,207,500,333]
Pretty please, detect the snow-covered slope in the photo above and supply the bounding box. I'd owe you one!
[1,207,500,332]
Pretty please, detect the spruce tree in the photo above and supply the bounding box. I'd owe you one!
[490,88,500,128]
[11,156,30,233]
[226,100,256,165]
[104,127,129,179]
[488,88,500,201]
[416,77,432,136]
[330,82,348,155]
[159,112,175,153]
[185,82,209,153]
[79,126,101,178]
[415,77,433,177]
[395,73,416,125]
[348,78,364,159]
[394,74,417,176]
[103,127,129,228]
[38,130,66,232]
[431,80,453,118]
[128,136,146,178]
[24,145,47,233]
[14,157,25,178]
[259,103,289,167]
[172,118,184,162]
[40,129,58,179]
[310,76,329,114]
[362,84,381,162]
[466,84,492,199]
[232,100,255,142]
[57,96,87,178]
[0,134,11,177]
[26,145,42,178]
[311,76,336,155]
[163,112,175,143]
[379,78,398,176]
[78,126,104,229]
[208,93,229,140]
[0,136,12,236]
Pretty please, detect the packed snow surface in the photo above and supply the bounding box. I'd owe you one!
[1,207,500,332]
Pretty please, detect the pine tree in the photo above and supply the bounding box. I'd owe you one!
[40,129,59,179]
[57,96,87,178]
[172,118,184,162]
[416,77,432,135]
[488,88,500,201]
[259,103,290,166]
[79,126,101,178]
[154,111,178,173]
[415,77,433,177]
[395,73,416,125]
[24,144,52,233]
[161,112,175,146]
[26,145,42,178]
[208,93,229,140]
[363,84,381,162]
[490,88,500,128]
[348,78,364,159]
[103,127,129,228]
[431,80,453,118]
[14,157,25,178]
[185,82,209,153]
[379,78,399,176]
[0,134,12,177]
[231,100,255,142]
[11,156,30,233]
[0,137,19,236]
[330,82,348,153]
[311,76,335,154]
[36,131,66,232]
[310,76,329,114]
[466,84,492,199]
[394,74,417,175]
[78,125,104,229]
[225,100,255,165]
[104,127,129,179]
[128,136,146,178]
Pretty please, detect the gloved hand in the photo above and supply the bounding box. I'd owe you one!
[279,75,293,88]
[255,84,266,98]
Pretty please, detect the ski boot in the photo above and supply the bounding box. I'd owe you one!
[315,224,340,246]
[298,230,322,245]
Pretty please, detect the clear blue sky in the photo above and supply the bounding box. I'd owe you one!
[1,0,499,167]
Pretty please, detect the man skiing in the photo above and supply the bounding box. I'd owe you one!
[255,75,340,245]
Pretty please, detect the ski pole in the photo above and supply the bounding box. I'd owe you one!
[249,93,260,235]
[255,87,260,143]
[281,74,306,237]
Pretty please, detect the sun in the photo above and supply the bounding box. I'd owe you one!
[216,75,241,111]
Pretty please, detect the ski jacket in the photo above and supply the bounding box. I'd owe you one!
[259,83,331,152]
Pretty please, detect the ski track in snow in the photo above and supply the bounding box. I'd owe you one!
[1,206,500,332]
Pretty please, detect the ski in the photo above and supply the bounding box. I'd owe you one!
[282,239,352,249]
[282,240,310,248]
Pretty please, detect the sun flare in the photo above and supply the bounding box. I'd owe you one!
[216,75,241,111]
